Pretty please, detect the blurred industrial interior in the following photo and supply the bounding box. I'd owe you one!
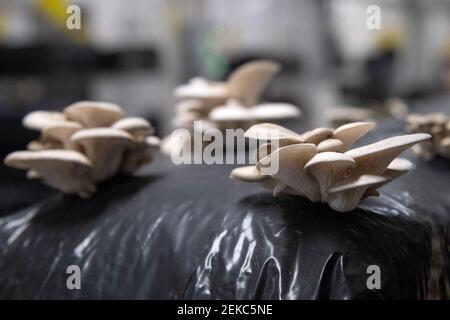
[1,0,450,213]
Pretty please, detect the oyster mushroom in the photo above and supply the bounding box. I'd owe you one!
[112,117,154,140]
[42,121,82,150]
[383,157,414,179]
[22,111,66,131]
[317,139,345,152]
[257,143,320,201]
[27,139,62,151]
[345,133,431,177]
[4,150,96,198]
[406,113,450,160]
[304,152,356,199]
[230,165,269,182]
[176,99,205,112]
[64,101,124,128]
[251,102,301,120]
[327,174,390,212]
[209,99,253,123]
[244,123,303,145]
[227,60,280,106]
[71,128,133,181]
[26,170,41,179]
[145,136,161,148]
[121,136,160,173]
[174,77,229,103]
[300,127,334,144]
[333,121,376,150]
[440,137,450,155]
[232,123,430,212]
[362,157,413,198]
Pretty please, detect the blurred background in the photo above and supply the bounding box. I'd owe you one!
[1,0,450,211]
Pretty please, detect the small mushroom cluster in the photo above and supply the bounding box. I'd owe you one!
[230,122,431,212]
[162,60,300,154]
[406,113,450,160]
[4,101,160,197]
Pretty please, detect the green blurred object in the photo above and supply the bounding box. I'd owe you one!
[199,31,230,79]
[206,54,229,79]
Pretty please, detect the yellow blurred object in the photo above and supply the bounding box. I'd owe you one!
[376,29,405,51]
[37,0,87,44]
[0,10,6,41]
[39,0,68,27]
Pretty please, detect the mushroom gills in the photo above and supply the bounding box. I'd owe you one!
[327,174,390,212]
[257,143,320,202]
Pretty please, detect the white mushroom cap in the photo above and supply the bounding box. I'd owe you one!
[251,103,301,120]
[112,117,154,138]
[145,136,161,148]
[244,123,303,144]
[64,101,124,128]
[27,170,41,179]
[304,152,356,199]
[333,121,376,150]
[227,60,280,106]
[385,98,409,119]
[230,165,269,182]
[22,111,66,131]
[345,133,431,177]
[174,77,229,100]
[406,114,427,126]
[5,149,91,169]
[42,121,82,150]
[327,174,390,212]
[362,158,413,199]
[317,139,345,152]
[27,140,62,151]
[383,157,413,179]
[71,128,133,181]
[257,143,320,201]
[175,99,207,114]
[4,150,96,197]
[209,99,254,122]
[300,127,334,144]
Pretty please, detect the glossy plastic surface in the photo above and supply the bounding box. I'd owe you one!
[0,123,449,299]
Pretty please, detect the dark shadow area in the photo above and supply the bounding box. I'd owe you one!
[185,192,449,299]
[30,175,163,226]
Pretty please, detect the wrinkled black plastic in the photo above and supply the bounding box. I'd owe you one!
[0,122,449,299]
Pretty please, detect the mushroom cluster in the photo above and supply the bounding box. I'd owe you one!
[162,60,301,154]
[406,113,450,160]
[4,101,160,197]
[230,122,431,212]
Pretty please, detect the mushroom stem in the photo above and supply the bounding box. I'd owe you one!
[257,143,320,201]
[71,128,133,182]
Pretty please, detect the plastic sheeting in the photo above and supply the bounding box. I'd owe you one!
[0,122,449,299]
